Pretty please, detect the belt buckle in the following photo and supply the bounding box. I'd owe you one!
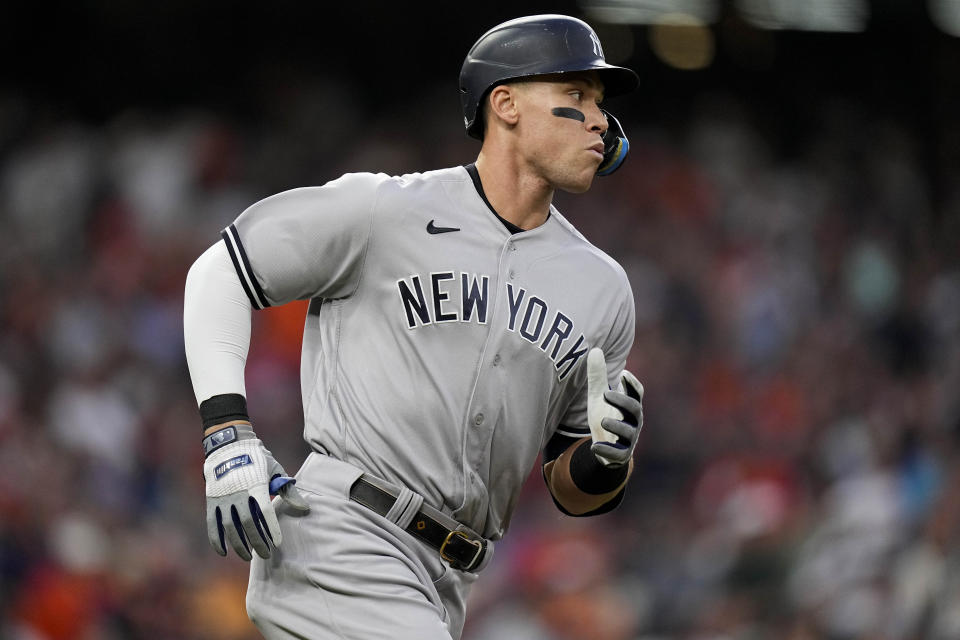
[439,530,484,571]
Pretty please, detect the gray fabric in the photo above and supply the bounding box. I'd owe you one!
[385,486,425,531]
[228,166,635,539]
[247,453,477,640]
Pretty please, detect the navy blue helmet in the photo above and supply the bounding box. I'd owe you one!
[459,14,639,140]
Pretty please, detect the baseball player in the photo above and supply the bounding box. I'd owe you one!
[184,14,644,640]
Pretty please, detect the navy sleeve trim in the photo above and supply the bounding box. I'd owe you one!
[220,224,270,310]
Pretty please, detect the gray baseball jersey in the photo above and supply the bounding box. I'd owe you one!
[221,165,635,539]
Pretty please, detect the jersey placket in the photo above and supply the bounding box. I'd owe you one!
[455,234,518,532]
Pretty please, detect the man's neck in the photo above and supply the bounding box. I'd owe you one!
[474,152,554,231]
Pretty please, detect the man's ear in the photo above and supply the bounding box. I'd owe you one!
[487,84,521,130]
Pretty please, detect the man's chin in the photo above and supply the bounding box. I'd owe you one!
[556,174,596,194]
[544,160,600,194]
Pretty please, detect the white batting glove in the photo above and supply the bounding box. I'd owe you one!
[203,423,309,561]
[586,348,644,467]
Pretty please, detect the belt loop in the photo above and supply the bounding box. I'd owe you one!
[384,487,424,531]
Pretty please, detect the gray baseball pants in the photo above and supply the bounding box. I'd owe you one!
[246,453,479,639]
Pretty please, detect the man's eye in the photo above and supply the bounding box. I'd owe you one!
[570,91,583,101]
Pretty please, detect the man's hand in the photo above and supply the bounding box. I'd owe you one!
[586,348,644,467]
[203,423,309,561]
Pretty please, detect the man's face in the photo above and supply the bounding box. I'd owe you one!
[510,71,608,194]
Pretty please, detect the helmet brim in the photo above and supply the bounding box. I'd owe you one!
[592,65,641,99]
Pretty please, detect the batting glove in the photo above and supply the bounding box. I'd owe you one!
[586,347,644,467]
[203,423,309,561]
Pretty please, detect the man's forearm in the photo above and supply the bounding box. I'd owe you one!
[543,437,633,515]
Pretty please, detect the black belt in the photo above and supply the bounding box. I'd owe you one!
[349,476,488,572]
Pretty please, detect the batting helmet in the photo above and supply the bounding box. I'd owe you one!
[459,14,639,140]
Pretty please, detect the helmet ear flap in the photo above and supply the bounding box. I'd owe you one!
[597,110,630,176]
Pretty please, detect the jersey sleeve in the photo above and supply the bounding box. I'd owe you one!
[555,274,636,437]
[221,172,387,308]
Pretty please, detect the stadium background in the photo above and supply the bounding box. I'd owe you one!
[1,1,959,638]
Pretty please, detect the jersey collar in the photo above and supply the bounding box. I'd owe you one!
[464,163,552,235]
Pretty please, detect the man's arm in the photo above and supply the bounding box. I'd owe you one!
[184,241,308,561]
[185,177,386,558]
[542,434,633,516]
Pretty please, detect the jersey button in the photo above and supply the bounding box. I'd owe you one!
[474,413,484,425]
[493,354,501,366]
[509,269,516,279]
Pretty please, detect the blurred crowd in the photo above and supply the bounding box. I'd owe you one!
[0,68,958,640]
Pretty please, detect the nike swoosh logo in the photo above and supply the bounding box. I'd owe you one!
[426,220,461,234]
